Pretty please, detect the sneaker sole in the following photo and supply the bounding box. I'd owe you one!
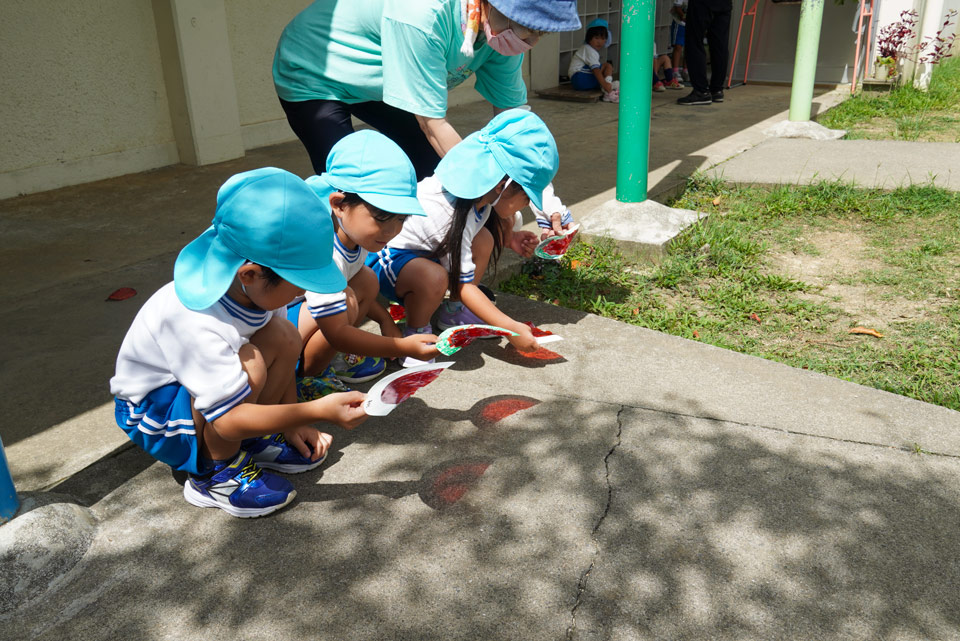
[255,452,328,474]
[183,483,296,518]
[678,100,712,105]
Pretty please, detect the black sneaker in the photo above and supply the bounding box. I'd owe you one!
[677,90,713,106]
[711,90,724,103]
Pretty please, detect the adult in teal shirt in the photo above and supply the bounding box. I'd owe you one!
[273,0,579,180]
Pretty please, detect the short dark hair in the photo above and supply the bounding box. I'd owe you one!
[339,192,402,223]
[586,25,608,42]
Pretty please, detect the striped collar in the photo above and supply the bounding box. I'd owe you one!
[218,293,270,326]
[333,233,361,263]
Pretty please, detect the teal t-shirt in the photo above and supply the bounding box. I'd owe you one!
[273,0,527,118]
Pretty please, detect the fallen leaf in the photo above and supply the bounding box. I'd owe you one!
[712,197,722,206]
[552,299,560,305]
[570,259,581,269]
[106,287,137,301]
[849,327,884,338]
[693,330,700,339]
[632,308,639,315]
[749,312,761,324]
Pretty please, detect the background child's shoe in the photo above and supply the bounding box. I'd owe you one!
[241,433,327,474]
[602,88,619,103]
[436,300,485,331]
[331,353,386,383]
[666,78,684,89]
[653,81,666,92]
[183,451,295,518]
[402,324,435,368]
[296,366,351,401]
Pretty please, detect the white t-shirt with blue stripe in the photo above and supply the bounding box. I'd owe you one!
[386,175,490,284]
[110,282,285,422]
[303,234,369,318]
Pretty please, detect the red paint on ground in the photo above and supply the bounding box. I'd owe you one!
[480,398,539,423]
[106,287,137,301]
[431,463,491,505]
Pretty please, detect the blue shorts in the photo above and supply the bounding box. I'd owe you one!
[570,70,600,90]
[671,23,686,47]
[115,383,203,475]
[367,248,437,304]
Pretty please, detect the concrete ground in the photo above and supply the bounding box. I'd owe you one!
[3,84,960,640]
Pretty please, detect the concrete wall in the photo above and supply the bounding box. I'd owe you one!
[0,0,491,201]
[1,0,178,198]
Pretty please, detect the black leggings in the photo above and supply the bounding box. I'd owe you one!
[280,98,442,180]
[685,0,732,94]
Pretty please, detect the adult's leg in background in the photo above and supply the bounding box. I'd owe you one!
[349,101,442,181]
[280,98,354,175]
[684,0,712,94]
[706,1,733,92]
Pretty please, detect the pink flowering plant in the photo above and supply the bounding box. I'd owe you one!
[876,8,958,73]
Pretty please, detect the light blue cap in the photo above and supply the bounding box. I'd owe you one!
[307,130,425,217]
[434,109,559,211]
[489,0,581,32]
[586,18,612,48]
[174,167,346,311]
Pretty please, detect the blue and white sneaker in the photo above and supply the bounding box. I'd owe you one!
[241,433,327,474]
[183,451,295,518]
[331,353,386,383]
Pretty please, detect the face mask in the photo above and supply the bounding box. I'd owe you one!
[483,20,533,56]
[490,178,513,208]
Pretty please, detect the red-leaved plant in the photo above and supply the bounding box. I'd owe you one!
[877,9,957,64]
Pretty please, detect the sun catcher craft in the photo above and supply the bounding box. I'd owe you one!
[436,324,518,356]
[534,224,580,260]
[362,362,454,416]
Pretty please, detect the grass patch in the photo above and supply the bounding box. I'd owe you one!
[503,178,960,411]
[817,57,960,141]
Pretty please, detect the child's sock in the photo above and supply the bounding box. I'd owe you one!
[664,67,674,82]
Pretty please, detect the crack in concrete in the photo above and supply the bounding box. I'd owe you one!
[566,405,624,640]
[545,392,960,460]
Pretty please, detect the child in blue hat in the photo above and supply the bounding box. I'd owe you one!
[288,131,440,395]
[368,109,559,366]
[110,168,368,518]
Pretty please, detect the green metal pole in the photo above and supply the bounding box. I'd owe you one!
[616,0,655,203]
[788,0,826,121]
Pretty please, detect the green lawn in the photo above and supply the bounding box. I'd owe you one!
[817,57,960,141]
[504,178,960,411]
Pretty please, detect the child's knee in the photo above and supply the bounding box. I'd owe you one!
[474,226,494,256]
[252,316,302,360]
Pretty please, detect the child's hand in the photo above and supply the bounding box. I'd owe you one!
[509,230,539,257]
[283,426,333,461]
[507,325,540,353]
[311,391,368,430]
[541,212,575,240]
[401,333,441,359]
[379,319,403,340]
[603,81,614,93]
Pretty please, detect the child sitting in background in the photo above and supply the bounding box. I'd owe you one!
[368,109,558,366]
[653,49,682,92]
[110,167,367,518]
[568,19,618,102]
[291,130,439,398]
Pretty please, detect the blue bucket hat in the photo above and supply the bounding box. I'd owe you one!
[489,0,581,32]
[308,130,425,217]
[434,109,559,211]
[586,18,612,48]
[174,167,346,311]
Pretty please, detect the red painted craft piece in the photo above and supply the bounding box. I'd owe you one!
[381,368,444,405]
[106,287,137,301]
[388,304,406,322]
[448,326,514,348]
[540,233,575,257]
[522,322,554,338]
